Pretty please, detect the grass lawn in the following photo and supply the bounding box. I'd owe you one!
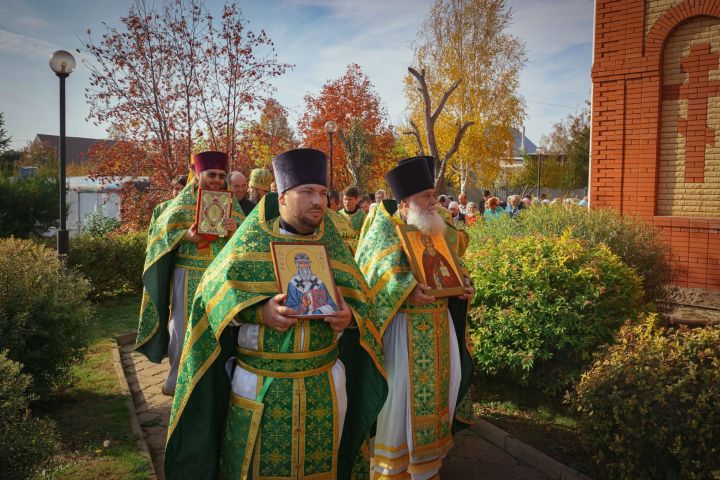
[37,296,151,480]
[472,381,596,478]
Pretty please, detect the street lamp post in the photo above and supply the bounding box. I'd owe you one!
[324,120,338,191]
[537,155,542,198]
[49,50,76,256]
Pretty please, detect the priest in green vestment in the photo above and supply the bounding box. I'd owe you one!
[165,148,387,480]
[337,186,367,253]
[248,167,273,203]
[356,156,475,480]
[148,175,189,229]
[135,151,245,396]
[326,208,357,256]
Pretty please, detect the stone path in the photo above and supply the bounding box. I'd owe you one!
[120,344,548,480]
[120,343,171,479]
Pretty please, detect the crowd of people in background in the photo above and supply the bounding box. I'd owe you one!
[170,169,590,232]
[440,190,590,226]
[303,184,591,229]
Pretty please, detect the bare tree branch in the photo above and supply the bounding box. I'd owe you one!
[431,79,462,123]
[408,65,469,192]
[401,119,425,155]
[407,67,439,162]
[407,67,430,116]
[443,121,474,163]
[435,121,474,191]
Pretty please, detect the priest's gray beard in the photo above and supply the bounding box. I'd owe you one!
[297,266,313,281]
[406,202,446,235]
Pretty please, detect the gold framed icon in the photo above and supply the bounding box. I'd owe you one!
[270,242,340,319]
[196,188,232,236]
[396,224,465,297]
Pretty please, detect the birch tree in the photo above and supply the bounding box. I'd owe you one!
[404,0,526,193]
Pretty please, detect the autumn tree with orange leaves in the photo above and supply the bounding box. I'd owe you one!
[83,0,289,229]
[236,98,298,171]
[298,64,395,193]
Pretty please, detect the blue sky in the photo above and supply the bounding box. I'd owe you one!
[0,0,593,150]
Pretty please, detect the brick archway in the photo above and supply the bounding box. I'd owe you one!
[646,1,720,69]
[592,0,720,290]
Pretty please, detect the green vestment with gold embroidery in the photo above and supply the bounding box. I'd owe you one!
[339,208,366,232]
[338,208,366,253]
[135,183,246,362]
[355,201,475,450]
[327,209,358,255]
[164,194,388,480]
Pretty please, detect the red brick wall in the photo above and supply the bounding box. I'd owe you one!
[592,0,720,290]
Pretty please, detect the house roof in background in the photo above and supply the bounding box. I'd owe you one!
[67,175,149,192]
[34,134,114,164]
[510,128,537,156]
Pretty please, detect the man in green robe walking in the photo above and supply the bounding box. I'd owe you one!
[135,151,245,396]
[165,148,387,479]
[248,167,273,203]
[338,186,367,254]
[148,175,188,228]
[356,156,475,479]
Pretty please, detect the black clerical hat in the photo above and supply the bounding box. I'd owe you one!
[272,148,328,193]
[422,155,435,177]
[385,155,435,200]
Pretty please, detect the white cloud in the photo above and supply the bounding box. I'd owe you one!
[259,0,428,126]
[0,29,58,59]
[509,0,594,56]
[13,15,47,30]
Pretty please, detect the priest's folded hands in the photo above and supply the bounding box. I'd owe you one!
[409,283,436,305]
[322,287,353,332]
[409,277,474,305]
[183,223,202,243]
[261,293,299,332]
[458,276,474,300]
[260,288,353,332]
[221,217,237,236]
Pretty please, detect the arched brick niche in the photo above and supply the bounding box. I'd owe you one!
[592,0,720,289]
[658,16,720,216]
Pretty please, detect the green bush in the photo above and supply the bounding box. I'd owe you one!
[573,316,720,479]
[0,351,60,479]
[0,176,59,237]
[67,231,145,299]
[469,205,675,312]
[466,233,643,395]
[84,211,121,237]
[0,238,92,394]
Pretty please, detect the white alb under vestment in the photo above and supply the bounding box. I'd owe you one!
[371,310,461,480]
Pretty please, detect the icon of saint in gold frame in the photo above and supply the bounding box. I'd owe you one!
[396,224,465,297]
[270,242,339,319]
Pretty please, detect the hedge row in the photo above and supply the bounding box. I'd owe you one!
[465,205,720,478]
[0,238,93,394]
[0,239,88,478]
[574,316,720,479]
[0,351,59,480]
[466,233,643,395]
[469,204,675,313]
[0,176,59,237]
[67,231,145,299]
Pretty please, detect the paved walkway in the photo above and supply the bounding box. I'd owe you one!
[120,344,547,480]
